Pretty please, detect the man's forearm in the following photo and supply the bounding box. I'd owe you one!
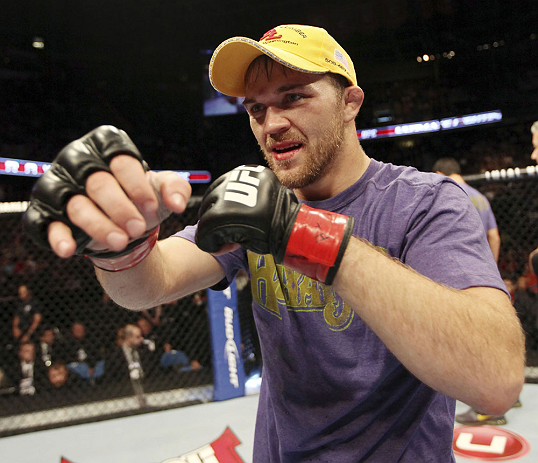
[27,314,42,337]
[95,237,225,311]
[487,228,501,263]
[333,237,525,414]
[95,243,167,311]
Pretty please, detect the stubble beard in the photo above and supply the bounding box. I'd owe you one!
[261,112,345,190]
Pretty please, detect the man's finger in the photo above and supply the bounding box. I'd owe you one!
[109,154,159,214]
[154,171,192,214]
[85,169,147,238]
[48,221,77,258]
[65,194,130,251]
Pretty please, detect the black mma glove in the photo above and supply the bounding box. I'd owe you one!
[23,125,159,271]
[195,165,354,285]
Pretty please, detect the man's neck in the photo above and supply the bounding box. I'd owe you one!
[294,138,370,201]
[449,173,465,184]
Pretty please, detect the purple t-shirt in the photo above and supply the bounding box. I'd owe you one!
[458,182,498,232]
[177,159,506,462]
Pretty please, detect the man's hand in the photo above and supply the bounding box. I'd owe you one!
[13,327,22,339]
[23,126,191,264]
[195,165,354,285]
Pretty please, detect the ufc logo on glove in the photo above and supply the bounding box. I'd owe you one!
[223,165,264,207]
[196,164,354,285]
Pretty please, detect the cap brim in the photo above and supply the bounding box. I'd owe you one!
[209,37,327,97]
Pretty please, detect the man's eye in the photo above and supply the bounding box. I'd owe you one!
[287,93,303,102]
[249,104,263,114]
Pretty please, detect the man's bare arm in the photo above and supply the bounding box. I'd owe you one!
[334,237,525,415]
[487,228,501,263]
[95,236,226,310]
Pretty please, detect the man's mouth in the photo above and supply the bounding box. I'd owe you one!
[271,142,303,161]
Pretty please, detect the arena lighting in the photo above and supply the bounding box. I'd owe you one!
[420,50,455,62]
[463,165,538,182]
[0,157,212,182]
[357,110,502,140]
[32,37,44,49]
[0,201,30,214]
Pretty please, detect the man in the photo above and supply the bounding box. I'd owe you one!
[433,157,501,262]
[12,284,42,345]
[529,120,538,275]
[41,361,89,405]
[104,324,157,391]
[7,342,45,396]
[137,316,202,371]
[62,321,105,383]
[433,157,510,425]
[37,325,61,368]
[24,25,524,462]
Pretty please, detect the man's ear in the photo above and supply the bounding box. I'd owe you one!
[343,86,364,123]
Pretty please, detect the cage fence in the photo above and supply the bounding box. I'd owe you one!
[0,197,262,437]
[464,170,538,376]
[0,171,536,437]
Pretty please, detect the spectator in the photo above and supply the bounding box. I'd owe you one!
[36,325,62,368]
[62,321,105,384]
[136,317,200,371]
[528,120,538,276]
[434,157,510,425]
[5,342,46,396]
[433,157,501,262]
[41,361,90,405]
[512,275,538,353]
[12,284,42,345]
[140,305,162,327]
[103,324,157,391]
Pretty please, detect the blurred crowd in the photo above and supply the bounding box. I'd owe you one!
[0,280,213,413]
[1,66,537,203]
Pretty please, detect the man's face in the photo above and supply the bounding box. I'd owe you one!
[244,65,345,190]
[18,285,30,300]
[531,131,538,164]
[48,366,68,387]
[71,323,85,340]
[137,319,152,336]
[40,329,55,345]
[19,344,35,362]
[126,327,144,348]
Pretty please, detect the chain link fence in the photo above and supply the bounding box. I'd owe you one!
[464,171,538,377]
[0,198,262,437]
[0,170,536,436]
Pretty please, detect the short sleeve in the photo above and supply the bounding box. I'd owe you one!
[402,182,506,294]
[173,224,249,290]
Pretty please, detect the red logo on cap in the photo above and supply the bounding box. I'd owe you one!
[260,29,282,42]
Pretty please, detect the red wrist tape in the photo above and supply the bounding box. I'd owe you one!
[282,205,353,285]
[87,226,160,272]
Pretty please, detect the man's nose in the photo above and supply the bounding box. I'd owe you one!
[263,107,291,135]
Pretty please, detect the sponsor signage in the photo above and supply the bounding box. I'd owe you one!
[0,157,211,183]
[453,425,530,460]
[161,427,244,463]
[60,427,244,463]
[357,110,502,140]
[207,283,246,401]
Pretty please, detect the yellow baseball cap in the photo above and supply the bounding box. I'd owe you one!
[209,24,357,97]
